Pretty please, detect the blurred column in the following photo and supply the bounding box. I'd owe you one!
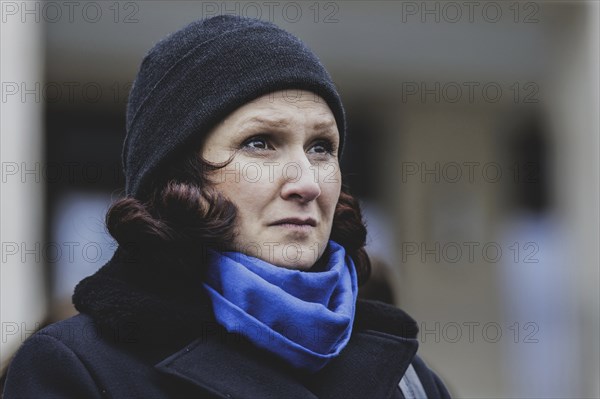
[0,3,47,370]
[545,2,599,397]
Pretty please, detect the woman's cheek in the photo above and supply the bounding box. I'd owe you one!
[317,161,341,185]
[319,163,342,196]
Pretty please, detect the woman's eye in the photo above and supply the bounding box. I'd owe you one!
[308,140,334,155]
[243,136,271,150]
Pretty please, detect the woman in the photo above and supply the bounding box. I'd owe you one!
[3,15,450,398]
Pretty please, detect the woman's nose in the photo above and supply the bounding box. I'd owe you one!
[279,153,321,203]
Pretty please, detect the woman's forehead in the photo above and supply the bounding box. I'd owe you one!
[226,91,337,127]
[239,115,337,131]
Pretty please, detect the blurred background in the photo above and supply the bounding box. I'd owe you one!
[1,1,598,397]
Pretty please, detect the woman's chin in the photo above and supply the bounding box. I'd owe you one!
[234,238,328,270]
[271,259,314,271]
[261,252,321,271]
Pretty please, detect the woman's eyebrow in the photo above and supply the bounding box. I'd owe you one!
[311,119,337,132]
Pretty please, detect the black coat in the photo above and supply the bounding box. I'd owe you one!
[3,247,451,398]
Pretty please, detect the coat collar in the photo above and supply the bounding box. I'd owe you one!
[73,246,420,398]
[155,328,418,399]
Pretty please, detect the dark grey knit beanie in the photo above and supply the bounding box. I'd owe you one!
[123,15,346,199]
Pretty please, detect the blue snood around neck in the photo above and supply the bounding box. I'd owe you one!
[202,240,358,372]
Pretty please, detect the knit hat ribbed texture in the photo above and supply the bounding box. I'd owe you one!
[123,15,346,199]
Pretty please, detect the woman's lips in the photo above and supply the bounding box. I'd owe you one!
[269,217,317,227]
[269,217,317,233]
[273,223,314,232]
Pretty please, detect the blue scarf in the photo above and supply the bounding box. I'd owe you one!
[202,240,358,372]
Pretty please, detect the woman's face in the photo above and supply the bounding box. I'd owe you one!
[201,90,342,270]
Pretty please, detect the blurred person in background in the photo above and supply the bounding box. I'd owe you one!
[3,16,450,398]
